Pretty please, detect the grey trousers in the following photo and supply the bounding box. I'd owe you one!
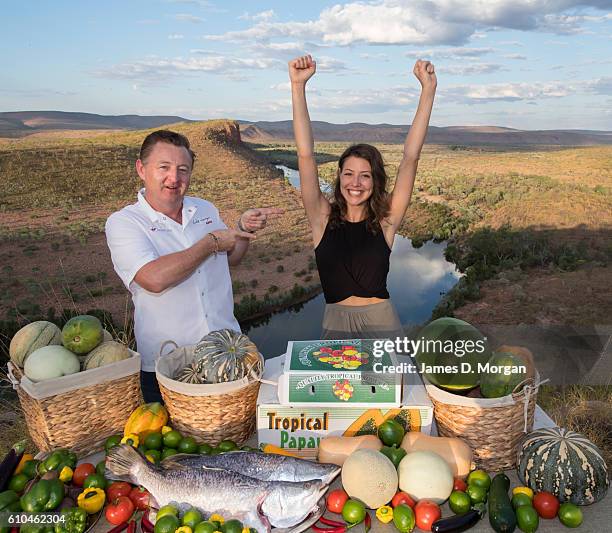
[321,300,402,340]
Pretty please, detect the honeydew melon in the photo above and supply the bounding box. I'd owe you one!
[23,345,80,382]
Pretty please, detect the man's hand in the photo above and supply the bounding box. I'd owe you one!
[413,59,437,91]
[210,229,256,253]
[239,207,285,233]
[289,55,316,85]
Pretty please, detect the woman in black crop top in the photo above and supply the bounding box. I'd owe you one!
[289,55,436,339]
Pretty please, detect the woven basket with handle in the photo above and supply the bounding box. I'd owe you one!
[426,371,540,472]
[155,341,261,446]
[8,352,142,455]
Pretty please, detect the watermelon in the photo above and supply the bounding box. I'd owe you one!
[480,352,527,398]
[62,315,103,354]
[9,321,62,367]
[414,317,491,391]
[517,427,609,505]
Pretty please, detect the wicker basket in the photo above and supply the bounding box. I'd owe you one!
[426,373,540,472]
[156,341,261,445]
[8,352,143,456]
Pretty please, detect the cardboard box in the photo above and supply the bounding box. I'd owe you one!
[279,339,402,407]
[257,355,434,459]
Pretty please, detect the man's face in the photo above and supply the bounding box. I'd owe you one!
[136,142,193,213]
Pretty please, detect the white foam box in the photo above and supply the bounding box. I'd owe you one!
[278,339,402,407]
[257,355,434,459]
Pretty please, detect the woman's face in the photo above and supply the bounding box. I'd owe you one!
[338,156,374,207]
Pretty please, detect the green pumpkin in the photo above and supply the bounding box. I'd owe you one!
[193,329,263,383]
[517,427,609,505]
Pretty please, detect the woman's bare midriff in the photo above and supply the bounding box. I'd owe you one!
[334,296,387,306]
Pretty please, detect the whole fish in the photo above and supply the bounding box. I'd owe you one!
[161,451,340,485]
[106,445,326,533]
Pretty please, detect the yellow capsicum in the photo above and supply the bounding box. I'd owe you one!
[376,505,394,524]
[121,434,140,448]
[59,465,73,483]
[176,528,192,533]
[209,514,225,525]
[77,487,106,514]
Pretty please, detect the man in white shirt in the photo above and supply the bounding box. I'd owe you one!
[105,130,283,401]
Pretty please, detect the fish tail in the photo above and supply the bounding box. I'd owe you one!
[105,444,147,483]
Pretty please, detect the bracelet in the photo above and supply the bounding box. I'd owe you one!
[237,217,255,233]
[207,232,219,256]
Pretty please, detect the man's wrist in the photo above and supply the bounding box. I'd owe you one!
[207,232,219,256]
[237,216,255,233]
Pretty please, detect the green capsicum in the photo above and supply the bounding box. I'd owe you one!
[19,520,54,533]
[0,489,21,511]
[20,478,65,512]
[55,507,88,533]
[37,450,77,476]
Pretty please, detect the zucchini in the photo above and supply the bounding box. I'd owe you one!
[488,473,517,533]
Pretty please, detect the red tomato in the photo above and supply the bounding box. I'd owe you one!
[414,500,441,532]
[107,481,132,501]
[326,489,349,514]
[129,486,151,511]
[72,463,96,487]
[105,496,135,525]
[533,491,560,519]
[453,477,468,492]
[391,491,416,509]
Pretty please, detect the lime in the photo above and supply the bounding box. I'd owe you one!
[8,473,29,493]
[512,493,533,510]
[163,430,183,449]
[449,490,471,515]
[217,440,238,452]
[558,503,583,528]
[198,443,212,455]
[342,499,366,525]
[156,505,179,520]
[210,448,223,455]
[137,444,148,455]
[161,448,178,460]
[516,505,539,533]
[96,461,105,477]
[377,419,405,447]
[145,450,161,464]
[194,522,216,533]
[144,432,163,451]
[83,473,107,490]
[178,436,199,454]
[467,470,491,490]
[182,508,203,529]
[221,519,243,533]
[105,434,123,453]
[154,515,180,533]
[392,503,415,533]
[466,484,488,505]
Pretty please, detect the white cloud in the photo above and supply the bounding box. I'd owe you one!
[174,13,204,23]
[168,34,184,40]
[447,81,574,103]
[438,63,506,75]
[406,47,495,59]
[503,53,528,60]
[240,9,276,22]
[205,1,612,47]
[588,77,612,95]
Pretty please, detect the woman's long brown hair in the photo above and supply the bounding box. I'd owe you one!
[328,144,390,233]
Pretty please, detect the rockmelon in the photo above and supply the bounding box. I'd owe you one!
[398,451,454,504]
[23,345,80,382]
[9,321,62,368]
[62,315,103,354]
[194,329,263,383]
[341,449,398,508]
[414,317,491,392]
[83,341,130,370]
[517,427,609,505]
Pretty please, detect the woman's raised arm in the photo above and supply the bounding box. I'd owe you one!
[289,55,330,235]
[387,60,437,231]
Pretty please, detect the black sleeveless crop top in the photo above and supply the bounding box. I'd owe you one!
[315,219,391,303]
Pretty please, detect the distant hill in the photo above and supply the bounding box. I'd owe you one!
[0,111,194,137]
[241,120,612,146]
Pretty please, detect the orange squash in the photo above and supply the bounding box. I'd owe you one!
[124,402,168,438]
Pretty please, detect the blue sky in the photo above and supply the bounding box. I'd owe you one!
[2,0,611,129]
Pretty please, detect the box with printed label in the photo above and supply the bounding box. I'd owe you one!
[278,339,401,407]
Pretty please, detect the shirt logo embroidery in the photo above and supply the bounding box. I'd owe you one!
[149,226,171,232]
[193,217,213,225]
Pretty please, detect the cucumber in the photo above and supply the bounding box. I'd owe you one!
[488,473,517,533]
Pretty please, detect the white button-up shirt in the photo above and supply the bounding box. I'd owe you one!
[105,189,240,371]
